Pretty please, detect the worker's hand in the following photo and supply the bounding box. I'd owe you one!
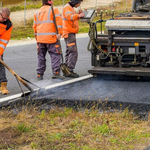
[35,35,37,41]
[78,9,83,14]
[0,55,1,59]
[57,34,61,40]
[84,8,87,11]
[78,12,85,18]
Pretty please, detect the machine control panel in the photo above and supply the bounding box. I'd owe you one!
[80,9,95,22]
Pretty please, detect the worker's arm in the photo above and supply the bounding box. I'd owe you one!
[0,25,13,56]
[33,14,37,41]
[55,8,63,37]
[65,7,84,21]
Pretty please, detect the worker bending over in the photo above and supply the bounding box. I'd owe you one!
[0,7,13,95]
[62,0,84,78]
[33,0,64,80]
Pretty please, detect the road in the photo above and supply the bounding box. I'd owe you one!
[1,35,150,117]
[0,35,91,99]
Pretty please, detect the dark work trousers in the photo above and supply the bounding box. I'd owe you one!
[37,41,61,75]
[0,54,7,84]
[64,33,78,72]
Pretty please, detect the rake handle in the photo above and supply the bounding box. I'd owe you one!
[0,59,33,92]
[51,5,64,63]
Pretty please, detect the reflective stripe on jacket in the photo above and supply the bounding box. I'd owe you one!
[33,5,62,44]
[62,3,79,38]
[0,19,13,55]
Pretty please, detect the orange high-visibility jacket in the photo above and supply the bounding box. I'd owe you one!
[62,3,80,38]
[33,5,62,44]
[0,19,13,56]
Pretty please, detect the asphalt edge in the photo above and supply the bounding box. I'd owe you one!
[0,74,93,103]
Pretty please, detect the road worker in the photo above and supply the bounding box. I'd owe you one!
[0,7,13,95]
[62,0,84,78]
[33,0,64,80]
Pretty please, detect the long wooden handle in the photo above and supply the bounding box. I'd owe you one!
[51,5,64,63]
[0,59,33,92]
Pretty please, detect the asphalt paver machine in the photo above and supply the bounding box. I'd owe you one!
[86,0,150,77]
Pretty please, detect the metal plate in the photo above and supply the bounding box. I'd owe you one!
[88,67,150,77]
[105,20,150,30]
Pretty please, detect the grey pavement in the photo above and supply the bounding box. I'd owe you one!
[0,35,91,99]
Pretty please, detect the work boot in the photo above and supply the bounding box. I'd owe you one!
[37,74,43,80]
[0,82,9,95]
[65,71,79,78]
[52,74,65,80]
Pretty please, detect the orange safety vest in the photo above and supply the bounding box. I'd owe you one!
[33,5,62,44]
[0,19,13,55]
[62,3,80,38]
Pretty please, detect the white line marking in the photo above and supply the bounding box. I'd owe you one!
[45,74,93,90]
[0,75,93,103]
[0,93,22,102]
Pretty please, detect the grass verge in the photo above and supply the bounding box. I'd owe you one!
[5,0,69,12]
[0,106,150,150]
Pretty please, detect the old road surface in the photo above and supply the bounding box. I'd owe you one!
[1,35,150,119]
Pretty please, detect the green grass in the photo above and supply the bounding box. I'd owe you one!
[0,106,150,150]
[11,26,34,40]
[5,0,70,12]
[16,122,32,132]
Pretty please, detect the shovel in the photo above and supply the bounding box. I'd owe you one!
[51,5,71,76]
[0,59,40,97]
